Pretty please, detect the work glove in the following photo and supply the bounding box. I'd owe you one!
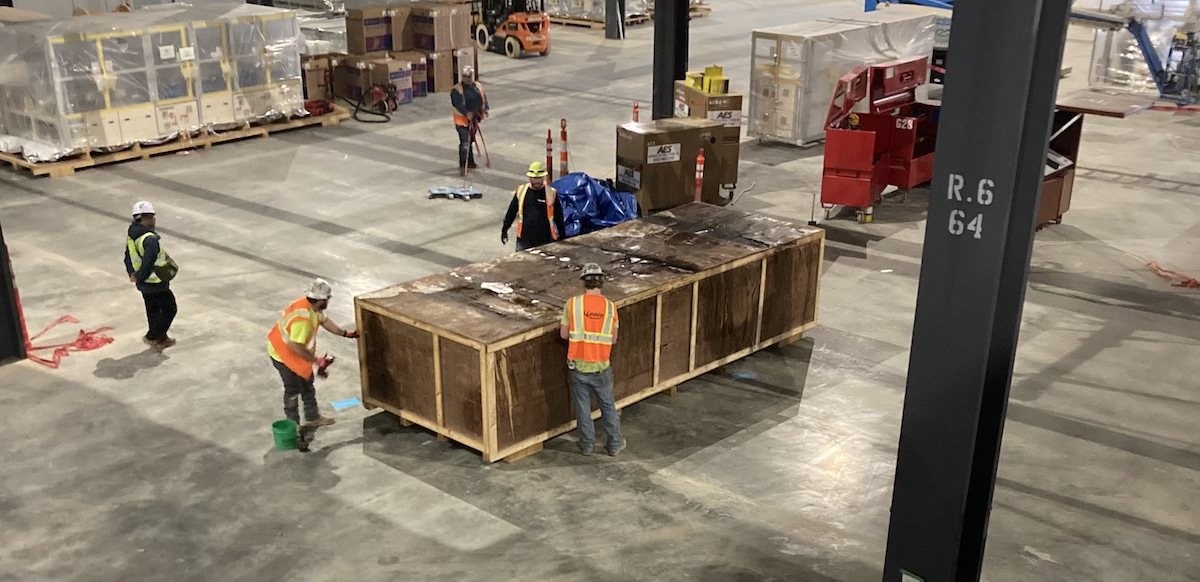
[344,330,360,339]
[501,231,509,245]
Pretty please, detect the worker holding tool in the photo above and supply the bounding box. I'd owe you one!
[267,278,358,430]
[123,201,179,352]
[501,161,566,251]
[450,66,488,176]
[561,264,624,456]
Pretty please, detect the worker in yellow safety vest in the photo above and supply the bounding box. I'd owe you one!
[450,66,487,176]
[123,201,180,352]
[502,161,566,252]
[560,263,624,456]
[267,278,359,429]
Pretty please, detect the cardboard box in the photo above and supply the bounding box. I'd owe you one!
[390,6,414,52]
[302,55,333,100]
[392,51,429,97]
[411,3,472,53]
[338,55,381,102]
[346,5,395,54]
[674,81,744,128]
[371,59,414,105]
[420,47,478,93]
[615,118,738,212]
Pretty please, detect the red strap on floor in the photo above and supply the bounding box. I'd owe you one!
[25,315,115,369]
[1147,261,1200,289]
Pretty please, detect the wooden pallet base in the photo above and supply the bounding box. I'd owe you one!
[648,5,712,18]
[0,104,350,178]
[549,14,651,29]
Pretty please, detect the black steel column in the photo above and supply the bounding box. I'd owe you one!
[0,220,26,365]
[883,0,1072,580]
[651,0,687,119]
[604,0,626,40]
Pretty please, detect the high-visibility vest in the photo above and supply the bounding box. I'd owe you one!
[451,82,486,127]
[566,294,616,364]
[267,297,320,379]
[127,232,169,284]
[516,184,559,241]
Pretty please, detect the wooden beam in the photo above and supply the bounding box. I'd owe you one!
[502,442,543,463]
[481,350,499,461]
[433,334,444,429]
[355,302,370,408]
[688,280,699,371]
[755,258,768,344]
[652,293,664,386]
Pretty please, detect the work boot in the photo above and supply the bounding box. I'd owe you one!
[607,439,627,457]
[160,337,177,349]
[459,167,468,177]
[578,442,593,456]
[467,160,479,169]
[304,415,336,427]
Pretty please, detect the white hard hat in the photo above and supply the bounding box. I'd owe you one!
[461,65,475,78]
[132,201,155,216]
[581,263,604,278]
[305,278,333,300]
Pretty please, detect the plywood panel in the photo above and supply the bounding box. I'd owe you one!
[761,245,821,340]
[494,334,571,449]
[440,338,483,439]
[375,317,437,421]
[658,285,693,381]
[611,298,656,401]
[695,262,762,368]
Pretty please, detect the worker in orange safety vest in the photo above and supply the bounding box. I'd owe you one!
[560,263,624,456]
[267,278,359,430]
[502,161,566,251]
[450,66,487,176]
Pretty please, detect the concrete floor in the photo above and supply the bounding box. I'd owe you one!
[2,1,1199,580]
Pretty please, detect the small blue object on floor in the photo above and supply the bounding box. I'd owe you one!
[330,398,361,410]
[730,373,758,380]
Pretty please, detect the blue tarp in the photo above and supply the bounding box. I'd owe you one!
[551,172,640,238]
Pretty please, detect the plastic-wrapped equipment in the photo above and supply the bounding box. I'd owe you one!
[1088,1,1200,97]
[0,3,305,162]
[545,0,649,22]
[748,6,937,146]
[551,172,640,238]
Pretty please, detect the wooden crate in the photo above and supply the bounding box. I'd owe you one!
[548,14,651,29]
[355,203,824,462]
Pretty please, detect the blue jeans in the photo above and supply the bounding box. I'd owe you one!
[568,366,620,450]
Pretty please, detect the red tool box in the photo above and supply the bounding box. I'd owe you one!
[820,57,938,223]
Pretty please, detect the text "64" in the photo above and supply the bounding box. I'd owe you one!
[945,174,994,240]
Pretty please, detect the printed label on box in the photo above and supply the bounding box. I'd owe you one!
[178,47,196,62]
[617,165,641,189]
[674,99,689,117]
[708,109,741,127]
[783,42,802,60]
[159,45,176,61]
[647,143,681,164]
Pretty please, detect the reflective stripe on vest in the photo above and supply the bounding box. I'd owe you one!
[567,294,615,364]
[127,232,168,284]
[451,82,486,127]
[267,297,320,379]
[515,184,559,241]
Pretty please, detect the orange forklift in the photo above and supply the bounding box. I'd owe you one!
[472,0,550,58]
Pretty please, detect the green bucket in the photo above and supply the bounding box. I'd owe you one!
[272,419,299,451]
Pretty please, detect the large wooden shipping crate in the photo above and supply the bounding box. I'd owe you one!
[355,203,824,462]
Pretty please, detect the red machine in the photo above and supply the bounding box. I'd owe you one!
[820,57,938,222]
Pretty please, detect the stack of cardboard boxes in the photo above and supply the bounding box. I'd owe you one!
[304,2,477,107]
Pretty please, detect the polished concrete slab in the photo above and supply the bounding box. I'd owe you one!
[1,1,1198,580]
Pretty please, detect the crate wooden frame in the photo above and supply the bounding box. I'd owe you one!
[356,203,824,462]
[0,104,349,178]
[548,14,651,29]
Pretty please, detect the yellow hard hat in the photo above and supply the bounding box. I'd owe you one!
[527,161,549,177]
